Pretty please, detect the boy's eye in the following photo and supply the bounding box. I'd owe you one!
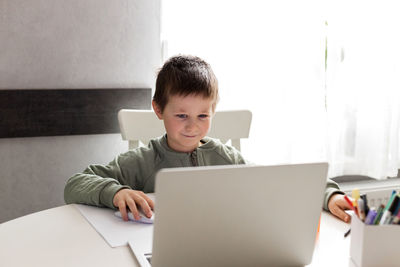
[176,114,187,119]
[198,114,209,119]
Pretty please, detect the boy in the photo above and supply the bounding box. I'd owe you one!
[64,55,351,223]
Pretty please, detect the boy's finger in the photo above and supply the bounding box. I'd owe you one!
[137,191,155,210]
[333,205,351,223]
[118,202,129,221]
[126,199,140,220]
[136,197,153,218]
[142,194,155,210]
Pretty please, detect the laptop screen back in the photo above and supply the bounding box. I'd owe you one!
[151,163,328,267]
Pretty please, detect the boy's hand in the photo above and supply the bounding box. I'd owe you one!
[328,193,353,223]
[113,189,154,221]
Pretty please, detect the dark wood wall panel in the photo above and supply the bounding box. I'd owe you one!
[0,88,152,138]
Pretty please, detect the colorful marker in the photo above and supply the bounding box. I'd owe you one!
[352,189,360,208]
[373,204,385,225]
[360,194,369,215]
[344,195,358,217]
[391,211,400,224]
[379,190,397,225]
[358,198,366,221]
[365,208,377,225]
[382,195,399,225]
[392,194,400,217]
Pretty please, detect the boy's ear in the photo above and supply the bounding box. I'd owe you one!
[152,100,163,120]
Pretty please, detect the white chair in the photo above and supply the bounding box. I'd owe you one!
[118,109,252,151]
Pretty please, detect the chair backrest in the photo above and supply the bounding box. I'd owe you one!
[118,109,252,151]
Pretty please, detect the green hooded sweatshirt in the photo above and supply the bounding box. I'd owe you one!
[64,134,341,211]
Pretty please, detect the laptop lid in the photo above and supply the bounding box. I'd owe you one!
[151,163,328,267]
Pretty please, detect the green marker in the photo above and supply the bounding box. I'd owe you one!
[379,190,397,225]
[373,204,385,225]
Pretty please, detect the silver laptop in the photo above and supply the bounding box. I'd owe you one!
[136,163,328,267]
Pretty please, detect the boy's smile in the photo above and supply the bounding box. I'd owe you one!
[153,94,214,152]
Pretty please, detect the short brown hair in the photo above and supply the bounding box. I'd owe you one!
[153,55,219,112]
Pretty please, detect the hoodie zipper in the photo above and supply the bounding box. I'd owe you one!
[190,150,198,166]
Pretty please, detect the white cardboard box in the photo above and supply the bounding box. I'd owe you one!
[350,214,400,267]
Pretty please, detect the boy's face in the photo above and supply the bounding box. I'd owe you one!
[153,94,214,153]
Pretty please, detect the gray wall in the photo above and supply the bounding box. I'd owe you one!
[0,0,161,223]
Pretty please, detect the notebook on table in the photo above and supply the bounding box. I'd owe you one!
[134,162,328,267]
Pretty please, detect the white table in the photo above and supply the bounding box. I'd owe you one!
[0,205,356,267]
[308,212,356,267]
[0,205,137,266]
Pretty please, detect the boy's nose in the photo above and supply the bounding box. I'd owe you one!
[185,119,196,130]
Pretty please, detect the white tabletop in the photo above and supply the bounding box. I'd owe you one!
[0,205,137,267]
[0,205,355,267]
[308,212,356,267]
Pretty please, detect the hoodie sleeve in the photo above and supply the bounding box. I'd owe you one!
[323,178,344,211]
[64,154,131,209]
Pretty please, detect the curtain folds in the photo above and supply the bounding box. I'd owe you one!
[162,0,400,179]
[326,0,400,179]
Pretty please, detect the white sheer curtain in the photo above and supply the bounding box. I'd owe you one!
[161,0,400,179]
[325,0,400,179]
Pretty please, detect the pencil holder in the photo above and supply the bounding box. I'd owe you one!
[350,214,399,267]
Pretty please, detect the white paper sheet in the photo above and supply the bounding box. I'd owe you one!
[74,194,154,253]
